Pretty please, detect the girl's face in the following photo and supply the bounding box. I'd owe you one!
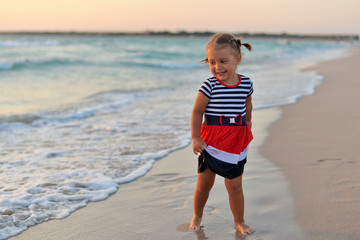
[206,46,241,84]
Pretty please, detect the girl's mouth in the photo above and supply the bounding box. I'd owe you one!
[217,71,226,76]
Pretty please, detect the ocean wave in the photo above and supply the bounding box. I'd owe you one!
[0,39,60,47]
[0,90,140,127]
[120,59,203,69]
[0,141,190,240]
[0,114,42,125]
[0,57,203,72]
[126,48,187,59]
[0,168,119,240]
[0,57,84,71]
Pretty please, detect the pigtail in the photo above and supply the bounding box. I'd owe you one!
[236,39,252,51]
[241,42,252,51]
[229,38,253,52]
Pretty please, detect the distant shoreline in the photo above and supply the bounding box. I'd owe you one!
[0,31,358,41]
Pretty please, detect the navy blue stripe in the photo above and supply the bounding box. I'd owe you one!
[200,75,253,117]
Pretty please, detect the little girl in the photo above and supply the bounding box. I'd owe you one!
[189,33,254,235]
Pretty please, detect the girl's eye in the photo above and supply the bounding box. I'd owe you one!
[221,60,227,64]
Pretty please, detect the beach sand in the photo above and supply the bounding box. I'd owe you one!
[261,46,360,240]
[11,46,359,240]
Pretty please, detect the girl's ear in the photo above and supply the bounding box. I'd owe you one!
[237,55,242,65]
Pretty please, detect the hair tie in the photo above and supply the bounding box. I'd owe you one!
[229,39,242,47]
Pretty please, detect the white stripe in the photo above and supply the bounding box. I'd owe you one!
[207,103,246,108]
[205,145,249,164]
[211,93,248,98]
[212,88,250,92]
[205,113,247,117]
[210,99,246,102]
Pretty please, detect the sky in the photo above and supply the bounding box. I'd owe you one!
[1,0,359,35]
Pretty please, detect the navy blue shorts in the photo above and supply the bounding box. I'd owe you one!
[198,150,247,179]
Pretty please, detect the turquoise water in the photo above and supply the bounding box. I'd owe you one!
[0,34,355,239]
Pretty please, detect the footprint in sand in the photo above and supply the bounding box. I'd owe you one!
[204,205,217,214]
[312,158,342,166]
[317,158,341,163]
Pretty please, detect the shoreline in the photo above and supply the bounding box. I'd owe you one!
[10,109,303,240]
[261,46,360,239]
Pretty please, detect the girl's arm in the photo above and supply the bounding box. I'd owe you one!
[191,92,209,155]
[246,95,253,129]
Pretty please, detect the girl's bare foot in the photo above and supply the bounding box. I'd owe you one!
[188,216,202,231]
[235,222,254,235]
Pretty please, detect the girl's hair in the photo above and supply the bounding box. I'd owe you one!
[203,33,252,63]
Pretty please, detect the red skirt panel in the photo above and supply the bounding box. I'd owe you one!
[200,124,253,155]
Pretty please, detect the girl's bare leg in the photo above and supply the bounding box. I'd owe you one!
[188,168,216,231]
[225,175,254,235]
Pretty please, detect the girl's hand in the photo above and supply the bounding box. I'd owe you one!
[192,137,207,155]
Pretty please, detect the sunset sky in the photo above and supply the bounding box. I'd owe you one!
[1,0,359,35]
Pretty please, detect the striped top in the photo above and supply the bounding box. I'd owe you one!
[199,75,254,118]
